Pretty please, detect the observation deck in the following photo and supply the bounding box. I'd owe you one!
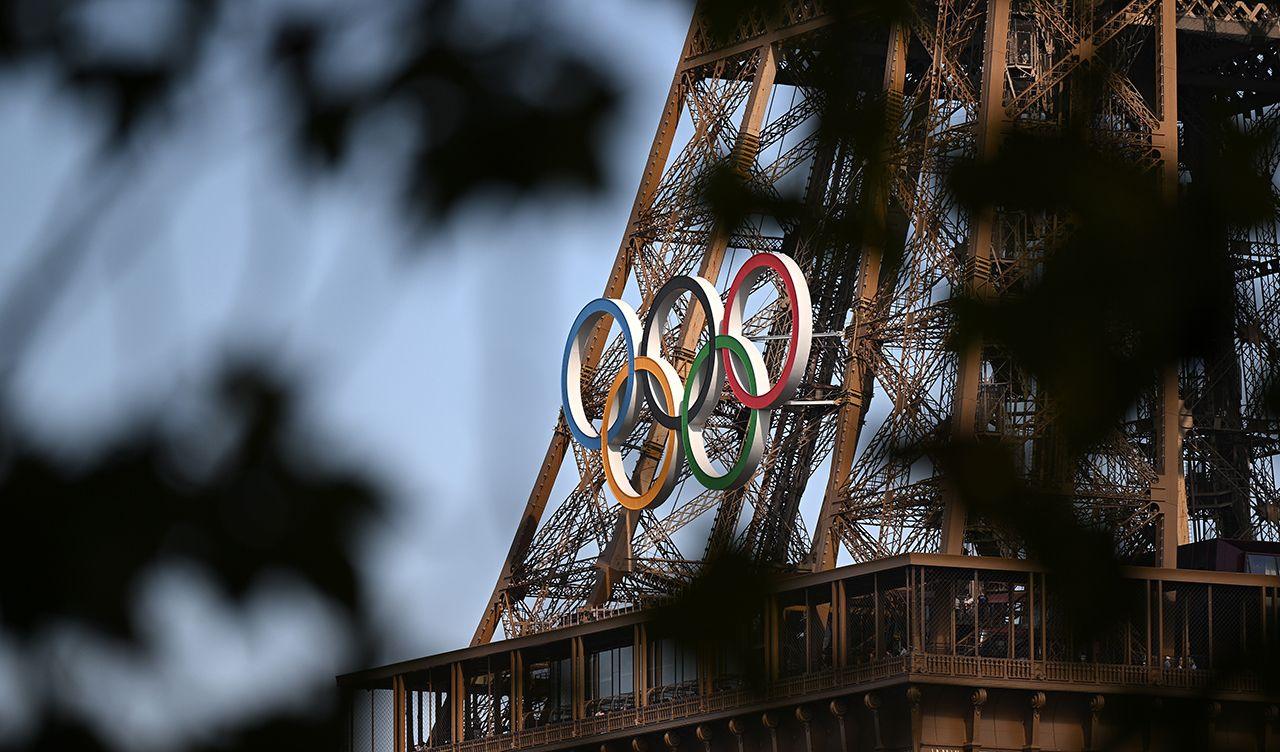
[339,555,1280,752]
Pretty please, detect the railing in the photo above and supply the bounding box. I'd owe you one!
[419,652,1262,752]
[912,654,1262,692]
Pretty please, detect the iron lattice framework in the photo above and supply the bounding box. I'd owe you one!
[473,0,1280,645]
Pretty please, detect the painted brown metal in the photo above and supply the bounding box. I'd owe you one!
[347,558,1280,751]
[589,40,781,607]
[1152,0,1187,567]
[470,20,700,646]
[341,553,1278,691]
[810,21,910,572]
[941,0,1013,557]
[472,0,1280,648]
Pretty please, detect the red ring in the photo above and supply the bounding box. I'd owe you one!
[719,253,806,410]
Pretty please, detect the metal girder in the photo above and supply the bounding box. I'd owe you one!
[473,0,1280,645]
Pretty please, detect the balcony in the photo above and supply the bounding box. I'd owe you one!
[338,554,1280,752]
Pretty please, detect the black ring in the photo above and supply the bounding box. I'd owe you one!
[640,275,722,430]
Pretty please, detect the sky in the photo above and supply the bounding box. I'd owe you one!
[0,0,689,745]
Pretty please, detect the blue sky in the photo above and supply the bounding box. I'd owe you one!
[0,0,689,745]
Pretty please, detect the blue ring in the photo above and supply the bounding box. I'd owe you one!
[561,298,639,446]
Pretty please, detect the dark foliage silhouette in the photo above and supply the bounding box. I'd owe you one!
[0,0,619,222]
[3,1,1280,750]
[0,366,381,643]
[0,1,627,749]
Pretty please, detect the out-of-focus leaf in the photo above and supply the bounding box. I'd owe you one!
[0,365,383,642]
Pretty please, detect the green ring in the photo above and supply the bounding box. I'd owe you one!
[681,334,760,490]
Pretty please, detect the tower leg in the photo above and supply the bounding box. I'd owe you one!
[942,0,1012,555]
[590,40,780,604]
[811,22,909,570]
[1151,0,1187,567]
[472,20,697,645]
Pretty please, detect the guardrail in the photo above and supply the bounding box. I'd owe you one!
[910,654,1262,693]
[421,652,1261,752]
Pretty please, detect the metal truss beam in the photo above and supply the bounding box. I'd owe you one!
[474,0,1280,645]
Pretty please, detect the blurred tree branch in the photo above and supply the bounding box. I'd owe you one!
[0,1,628,749]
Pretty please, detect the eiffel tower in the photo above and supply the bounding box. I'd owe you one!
[339,4,1280,748]
[470,0,1280,648]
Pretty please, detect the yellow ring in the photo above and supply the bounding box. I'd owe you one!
[600,356,682,511]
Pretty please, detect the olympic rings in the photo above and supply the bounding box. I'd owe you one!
[682,334,768,490]
[561,298,642,446]
[640,275,723,430]
[601,356,683,510]
[561,252,812,510]
[721,252,812,410]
